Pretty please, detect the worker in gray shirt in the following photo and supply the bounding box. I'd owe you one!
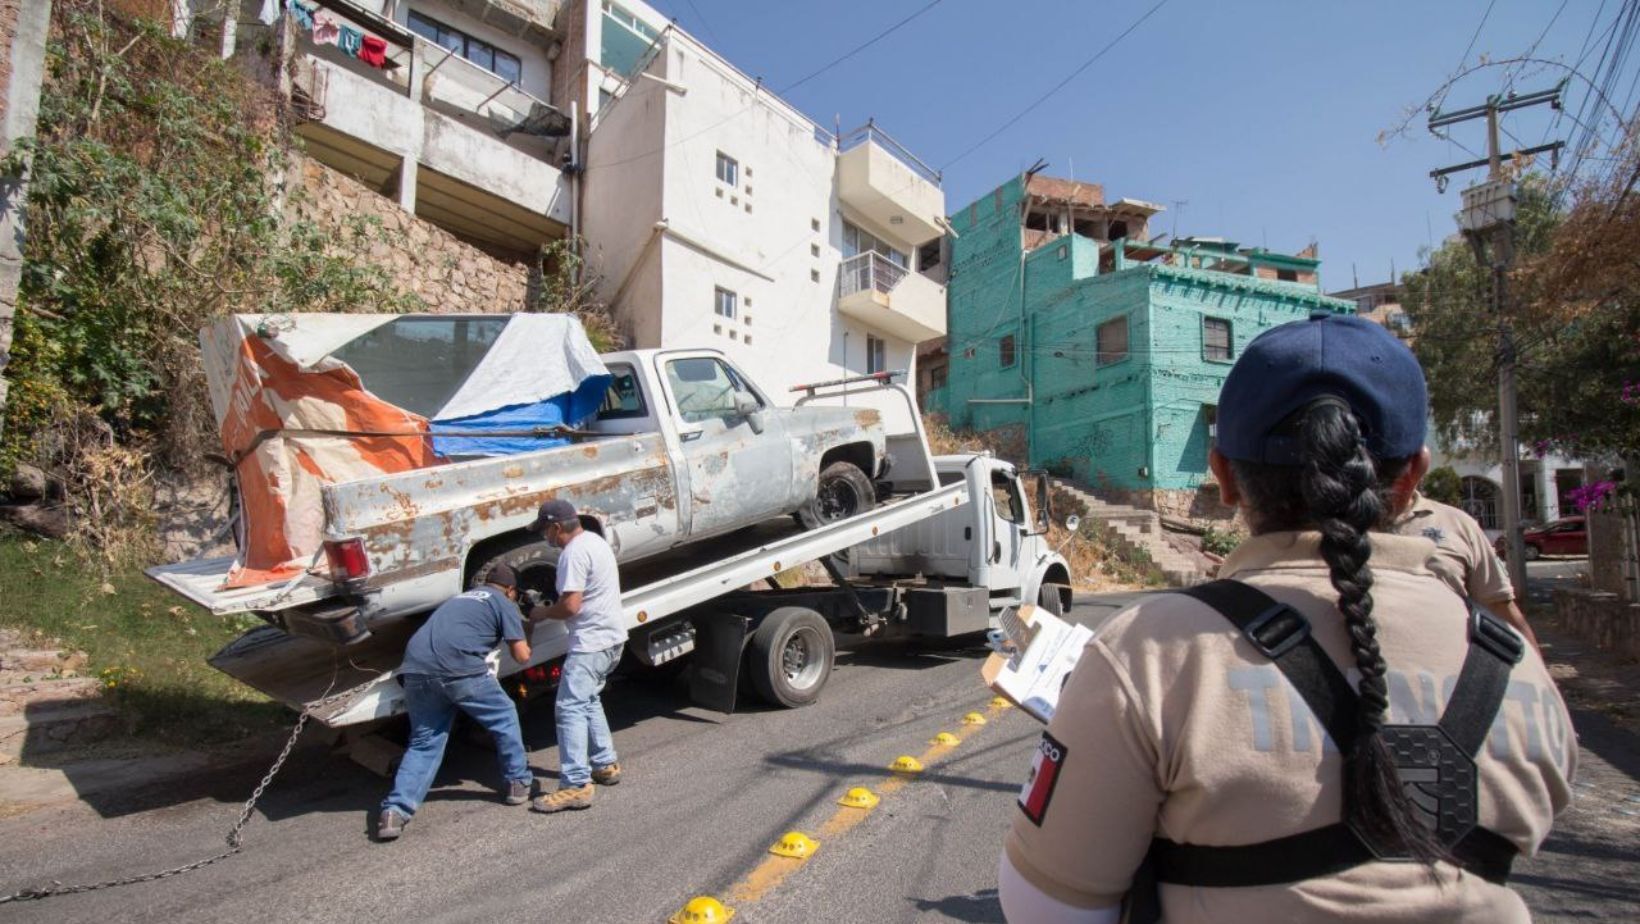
[525,499,628,813]
[378,565,533,841]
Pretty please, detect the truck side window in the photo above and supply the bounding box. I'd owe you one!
[596,364,647,420]
[991,473,1024,524]
[665,357,762,424]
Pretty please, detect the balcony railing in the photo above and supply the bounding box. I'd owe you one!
[837,120,941,186]
[839,251,909,299]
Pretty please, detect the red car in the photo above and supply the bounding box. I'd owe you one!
[1495,516,1588,560]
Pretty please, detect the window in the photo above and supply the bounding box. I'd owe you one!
[917,238,942,272]
[991,472,1025,524]
[841,221,908,267]
[1096,316,1129,366]
[665,357,763,424]
[1277,268,1299,282]
[596,363,648,420]
[715,152,738,187]
[329,316,507,417]
[867,335,886,374]
[999,334,1017,369]
[929,364,948,390]
[599,0,659,77]
[408,12,522,84]
[1203,317,1232,362]
[714,286,737,320]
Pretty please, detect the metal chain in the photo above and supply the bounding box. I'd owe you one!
[0,659,368,904]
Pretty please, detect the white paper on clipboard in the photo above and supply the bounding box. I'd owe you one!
[981,604,1093,724]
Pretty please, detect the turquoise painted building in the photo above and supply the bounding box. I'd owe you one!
[936,173,1355,518]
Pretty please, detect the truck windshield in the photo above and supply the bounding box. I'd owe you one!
[328,317,508,417]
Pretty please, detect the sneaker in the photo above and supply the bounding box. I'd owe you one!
[530,783,594,813]
[377,809,408,841]
[591,763,622,786]
[506,779,533,805]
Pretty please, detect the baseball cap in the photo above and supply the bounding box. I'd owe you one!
[527,498,579,533]
[485,564,518,588]
[1215,312,1428,466]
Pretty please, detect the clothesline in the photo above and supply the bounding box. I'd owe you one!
[277,0,393,70]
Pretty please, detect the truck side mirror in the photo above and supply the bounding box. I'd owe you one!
[732,391,765,433]
[1064,514,1081,533]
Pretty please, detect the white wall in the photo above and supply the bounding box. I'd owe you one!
[581,65,668,347]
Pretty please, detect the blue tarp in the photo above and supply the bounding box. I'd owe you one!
[430,372,612,457]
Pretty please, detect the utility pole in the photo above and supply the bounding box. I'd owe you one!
[1428,83,1564,596]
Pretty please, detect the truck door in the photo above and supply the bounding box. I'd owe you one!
[660,355,793,538]
[985,468,1029,591]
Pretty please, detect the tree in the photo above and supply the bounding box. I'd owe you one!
[1422,465,1461,506]
[1401,167,1640,468]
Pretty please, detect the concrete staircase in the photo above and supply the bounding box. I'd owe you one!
[1054,482,1206,587]
[0,641,117,764]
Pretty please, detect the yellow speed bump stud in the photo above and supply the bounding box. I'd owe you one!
[890,755,925,775]
[838,786,880,809]
[931,731,961,746]
[990,696,1013,709]
[961,712,987,726]
[670,896,735,924]
[770,831,820,859]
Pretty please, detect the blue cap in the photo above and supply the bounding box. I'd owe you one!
[1215,313,1428,466]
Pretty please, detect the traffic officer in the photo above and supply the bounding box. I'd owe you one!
[1392,485,1538,647]
[1000,314,1575,923]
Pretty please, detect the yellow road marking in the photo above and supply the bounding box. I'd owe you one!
[721,700,1010,905]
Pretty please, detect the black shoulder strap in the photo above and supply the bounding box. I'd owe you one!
[1177,580,1359,750]
[1440,604,1525,756]
[1148,585,1525,891]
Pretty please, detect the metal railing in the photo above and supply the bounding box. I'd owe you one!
[838,251,909,298]
[837,119,941,186]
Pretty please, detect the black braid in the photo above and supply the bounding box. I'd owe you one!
[1231,401,1447,868]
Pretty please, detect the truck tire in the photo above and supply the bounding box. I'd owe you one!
[468,536,558,601]
[797,462,876,529]
[1037,583,1070,616]
[747,607,834,708]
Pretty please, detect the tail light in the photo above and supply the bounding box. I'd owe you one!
[523,663,563,685]
[323,537,370,582]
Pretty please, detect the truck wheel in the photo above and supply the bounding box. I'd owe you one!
[1037,583,1070,617]
[797,462,876,529]
[1523,543,1542,561]
[469,536,558,601]
[747,607,834,708]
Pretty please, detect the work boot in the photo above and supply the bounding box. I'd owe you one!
[377,809,408,841]
[531,783,594,813]
[591,763,622,786]
[506,779,532,805]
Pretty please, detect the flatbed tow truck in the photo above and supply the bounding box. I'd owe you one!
[150,374,1074,767]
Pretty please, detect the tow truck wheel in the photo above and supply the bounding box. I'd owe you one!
[1037,583,1070,617]
[748,607,834,707]
[798,462,876,529]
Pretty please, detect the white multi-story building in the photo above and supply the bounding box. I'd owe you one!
[561,0,949,401]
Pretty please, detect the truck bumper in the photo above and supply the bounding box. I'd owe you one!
[274,600,373,646]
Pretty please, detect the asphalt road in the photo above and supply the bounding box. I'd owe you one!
[0,591,1145,923]
[0,572,1633,922]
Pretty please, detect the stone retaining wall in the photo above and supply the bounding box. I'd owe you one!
[1552,586,1640,659]
[290,155,534,314]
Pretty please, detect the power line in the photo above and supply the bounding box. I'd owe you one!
[780,0,946,94]
[1456,0,1498,75]
[939,0,1170,170]
[681,0,722,46]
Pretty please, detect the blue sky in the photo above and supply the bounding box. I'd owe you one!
[643,0,1628,292]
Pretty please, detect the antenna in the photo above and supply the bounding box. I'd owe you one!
[1170,200,1187,241]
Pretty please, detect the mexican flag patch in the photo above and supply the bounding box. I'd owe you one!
[1018,732,1067,826]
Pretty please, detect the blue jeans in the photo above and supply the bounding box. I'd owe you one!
[555,645,622,788]
[382,672,531,818]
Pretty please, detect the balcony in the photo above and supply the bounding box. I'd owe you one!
[836,123,944,245]
[837,252,946,343]
[287,8,572,253]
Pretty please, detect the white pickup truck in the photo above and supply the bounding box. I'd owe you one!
[154,336,897,648]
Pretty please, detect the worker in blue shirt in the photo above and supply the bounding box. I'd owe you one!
[378,565,533,841]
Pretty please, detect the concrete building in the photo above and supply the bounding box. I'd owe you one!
[1331,279,1412,342]
[937,171,1352,519]
[570,0,948,401]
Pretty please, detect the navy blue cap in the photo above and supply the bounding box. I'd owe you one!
[527,498,578,532]
[1215,313,1428,465]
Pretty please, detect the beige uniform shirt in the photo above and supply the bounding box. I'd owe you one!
[1393,492,1515,606]
[1006,532,1575,923]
